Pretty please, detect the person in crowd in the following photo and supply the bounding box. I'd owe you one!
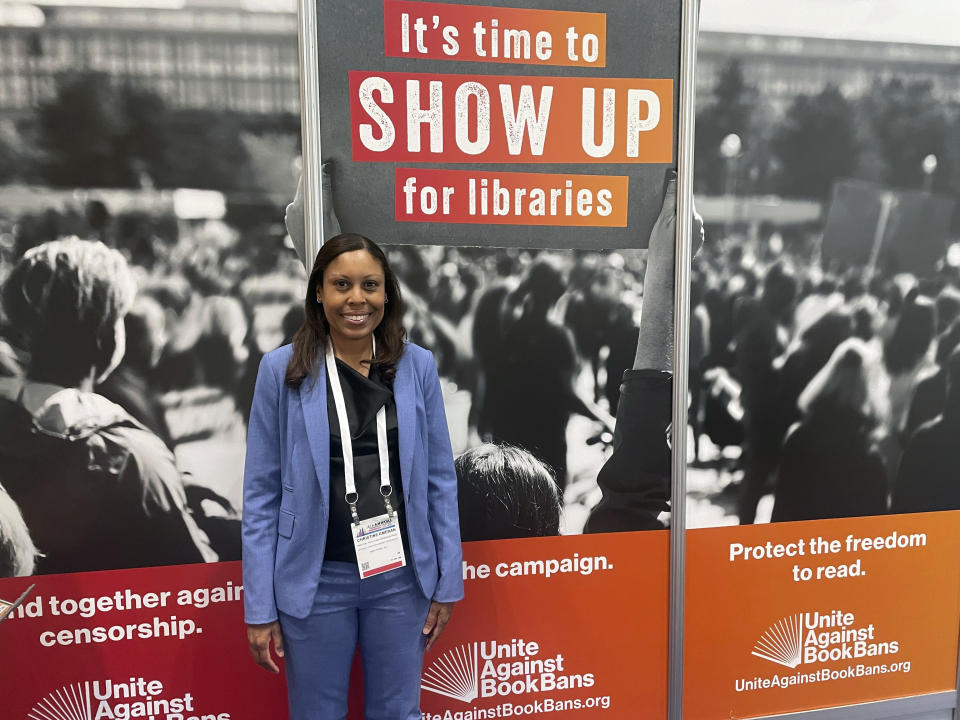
[585,172,703,532]
[883,290,937,434]
[0,485,35,577]
[935,286,960,333]
[771,338,889,522]
[0,337,20,381]
[476,255,615,491]
[456,443,562,541]
[195,295,251,390]
[774,306,856,440]
[879,290,937,488]
[733,261,798,524]
[97,295,174,447]
[687,273,711,461]
[566,257,622,401]
[565,254,643,416]
[893,346,960,513]
[281,303,306,346]
[242,227,462,718]
[902,318,960,440]
[0,238,217,574]
[469,268,518,441]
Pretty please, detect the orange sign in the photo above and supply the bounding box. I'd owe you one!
[383,0,607,67]
[394,168,629,226]
[419,531,669,719]
[685,511,960,719]
[349,72,673,164]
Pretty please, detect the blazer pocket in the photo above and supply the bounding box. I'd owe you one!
[278,510,295,539]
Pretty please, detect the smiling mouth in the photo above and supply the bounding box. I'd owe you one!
[343,313,371,324]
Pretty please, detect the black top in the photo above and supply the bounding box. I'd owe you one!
[324,358,408,563]
[583,369,673,533]
[771,406,887,523]
[893,412,960,514]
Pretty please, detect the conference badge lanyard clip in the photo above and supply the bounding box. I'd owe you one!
[326,338,406,579]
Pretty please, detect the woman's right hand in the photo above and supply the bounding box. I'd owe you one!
[247,621,285,673]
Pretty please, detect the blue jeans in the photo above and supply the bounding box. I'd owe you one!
[279,561,431,720]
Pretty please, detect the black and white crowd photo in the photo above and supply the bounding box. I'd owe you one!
[0,0,678,579]
[1,0,959,578]
[686,0,960,527]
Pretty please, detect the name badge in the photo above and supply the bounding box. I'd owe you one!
[352,512,406,579]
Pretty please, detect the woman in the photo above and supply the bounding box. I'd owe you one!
[771,338,889,522]
[242,234,462,720]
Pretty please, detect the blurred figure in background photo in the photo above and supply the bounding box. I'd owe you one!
[733,261,798,524]
[477,256,615,491]
[98,295,174,447]
[0,238,217,574]
[893,346,960,514]
[0,485,35,578]
[770,338,889,522]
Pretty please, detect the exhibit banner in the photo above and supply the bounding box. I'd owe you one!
[317,0,680,248]
[0,563,287,720]
[308,1,684,717]
[685,90,960,715]
[0,531,668,720]
[0,1,687,719]
[421,532,668,719]
[684,512,960,718]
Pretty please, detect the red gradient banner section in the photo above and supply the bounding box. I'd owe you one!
[383,0,607,67]
[394,167,629,226]
[349,71,673,164]
[0,531,668,720]
[0,562,286,720]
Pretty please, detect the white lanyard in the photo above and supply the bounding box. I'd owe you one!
[324,336,395,522]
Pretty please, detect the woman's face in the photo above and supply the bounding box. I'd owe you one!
[317,249,387,347]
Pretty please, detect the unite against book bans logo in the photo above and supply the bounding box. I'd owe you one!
[421,638,595,704]
[752,610,900,669]
[27,678,229,720]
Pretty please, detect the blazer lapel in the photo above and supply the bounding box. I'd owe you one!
[393,352,416,504]
[299,361,330,504]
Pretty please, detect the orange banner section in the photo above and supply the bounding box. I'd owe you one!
[383,0,607,67]
[684,511,960,719]
[394,168,628,226]
[349,71,673,164]
[420,531,669,719]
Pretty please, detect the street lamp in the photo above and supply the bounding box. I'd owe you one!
[720,133,742,161]
[720,133,742,237]
[922,153,938,192]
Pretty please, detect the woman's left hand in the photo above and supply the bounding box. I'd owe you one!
[423,601,455,651]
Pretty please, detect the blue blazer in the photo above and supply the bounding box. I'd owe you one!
[241,341,464,623]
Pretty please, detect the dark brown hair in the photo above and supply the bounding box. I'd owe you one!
[285,233,406,387]
[455,443,561,541]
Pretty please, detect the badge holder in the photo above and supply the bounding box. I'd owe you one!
[326,338,406,579]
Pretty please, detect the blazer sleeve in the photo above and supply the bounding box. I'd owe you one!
[421,352,465,602]
[241,354,283,624]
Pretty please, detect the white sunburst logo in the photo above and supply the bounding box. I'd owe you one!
[421,643,479,703]
[752,614,803,669]
[28,682,93,720]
